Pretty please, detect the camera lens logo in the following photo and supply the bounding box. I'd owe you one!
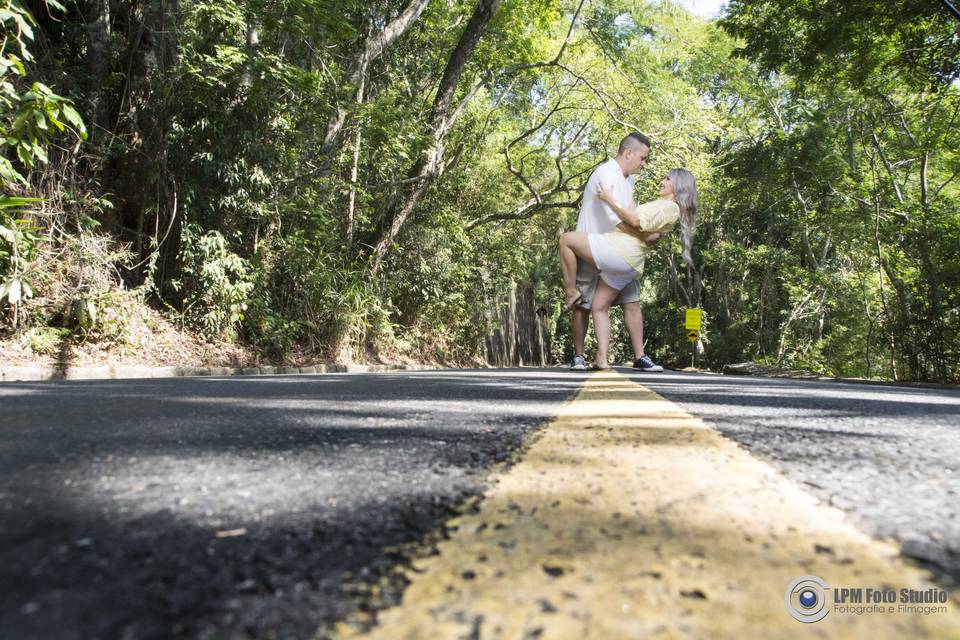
[785,575,830,623]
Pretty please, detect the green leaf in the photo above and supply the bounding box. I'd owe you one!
[11,12,34,42]
[5,55,24,76]
[0,157,26,185]
[32,142,47,164]
[11,110,30,132]
[60,103,86,132]
[6,278,21,304]
[0,196,41,208]
[16,142,32,168]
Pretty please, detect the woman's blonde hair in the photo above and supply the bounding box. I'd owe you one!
[669,168,698,266]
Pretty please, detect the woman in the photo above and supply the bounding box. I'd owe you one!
[559,168,698,370]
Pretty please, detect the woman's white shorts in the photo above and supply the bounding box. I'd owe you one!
[587,233,639,291]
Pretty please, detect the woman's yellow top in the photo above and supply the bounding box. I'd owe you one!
[604,199,680,273]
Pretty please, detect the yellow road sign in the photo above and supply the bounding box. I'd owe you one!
[685,308,703,330]
[687,330,699,342]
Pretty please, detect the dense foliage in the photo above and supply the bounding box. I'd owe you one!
[1,0,958,381]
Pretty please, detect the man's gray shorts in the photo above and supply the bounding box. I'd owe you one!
[575,259,640,309]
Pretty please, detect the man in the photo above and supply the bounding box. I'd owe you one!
[570,132,664,372]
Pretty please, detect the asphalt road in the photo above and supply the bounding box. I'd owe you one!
[0,371,579,640]
[1,368,958,639]
[627,370,960,587]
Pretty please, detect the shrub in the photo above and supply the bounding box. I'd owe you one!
[172,224,253,341]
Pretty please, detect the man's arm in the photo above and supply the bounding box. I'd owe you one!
[617,223,662,245]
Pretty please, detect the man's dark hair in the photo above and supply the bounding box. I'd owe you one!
[618,132,651,155]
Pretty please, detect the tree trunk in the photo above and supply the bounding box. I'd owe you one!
[883,259,919,379]
[857,272,876,378]
[369,0,501,275]
[777,291,813,365]
[346,119,364,245]
[873,209,898,380]
[115,0,180,279]
[484,281,550,366]
[85,0,112,137]
[241,18,260,88]
[346,29,371,245]
[916,151,945,380]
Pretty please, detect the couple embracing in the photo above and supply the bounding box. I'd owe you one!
[559,132,698,372]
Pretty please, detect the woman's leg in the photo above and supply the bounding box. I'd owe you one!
[559,232,597,310]
[591,278,622,369]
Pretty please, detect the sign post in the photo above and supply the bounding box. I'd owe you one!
[685,309,703,369]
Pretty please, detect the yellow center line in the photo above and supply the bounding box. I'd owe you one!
[335,370,960,639]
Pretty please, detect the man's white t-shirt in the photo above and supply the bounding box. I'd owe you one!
[576,158,636,233]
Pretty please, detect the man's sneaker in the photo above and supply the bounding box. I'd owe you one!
[633,355,664,372]
[570,354,588,371]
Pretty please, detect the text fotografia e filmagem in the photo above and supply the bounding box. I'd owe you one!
[833,587,950,616]
[785,576,953,623]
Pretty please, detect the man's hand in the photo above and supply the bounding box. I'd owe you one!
[640,232,662,246]
[617,224,662,245]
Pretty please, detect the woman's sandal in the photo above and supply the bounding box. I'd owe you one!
[564,292,582,311]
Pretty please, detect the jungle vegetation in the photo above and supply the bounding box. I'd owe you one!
[1,0,958,381]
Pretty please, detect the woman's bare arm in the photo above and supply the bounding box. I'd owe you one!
[597,185,641,227]
[599,186,661,243]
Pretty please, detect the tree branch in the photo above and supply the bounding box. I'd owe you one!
[467,199,580,230]
[933,165,960,198]
[322,0,432,151]
[466,163,595,230]
[370,0,502,275]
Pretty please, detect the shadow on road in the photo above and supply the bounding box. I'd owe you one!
[0,370,581,639]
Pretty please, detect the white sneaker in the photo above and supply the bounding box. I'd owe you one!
[633,355,664,372]
[570,354,588,371]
